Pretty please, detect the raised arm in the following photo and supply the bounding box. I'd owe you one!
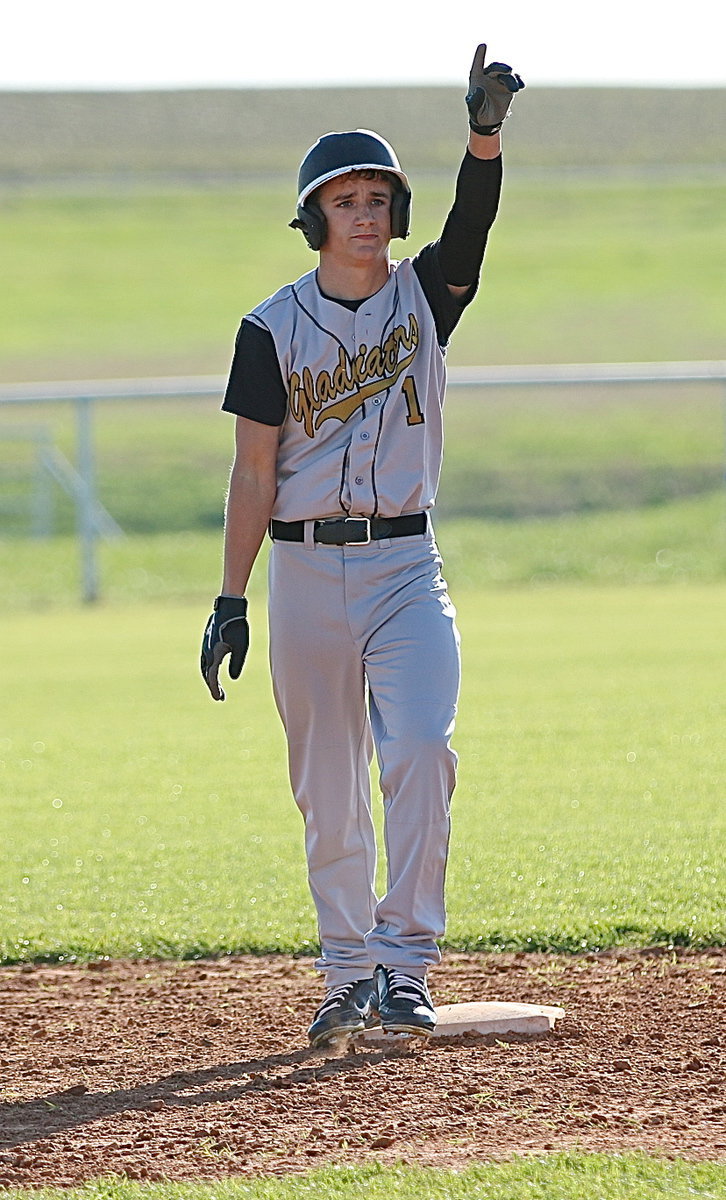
[443,43,525,299]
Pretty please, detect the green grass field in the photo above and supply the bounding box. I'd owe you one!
[1,169,724,962]
[4,1155,725,1199]
[1,176,725,382]
[2,582,723,965]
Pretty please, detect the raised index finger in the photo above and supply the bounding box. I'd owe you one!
[470,43,488,77]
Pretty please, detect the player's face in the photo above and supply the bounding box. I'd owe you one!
[317,174,393,265]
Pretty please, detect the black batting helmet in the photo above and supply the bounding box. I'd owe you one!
[289,129,412,251]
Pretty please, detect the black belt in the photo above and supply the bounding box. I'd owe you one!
[269,513,427,546]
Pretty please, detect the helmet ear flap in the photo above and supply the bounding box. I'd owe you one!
[289,201,326,251]
[390,187,411,240]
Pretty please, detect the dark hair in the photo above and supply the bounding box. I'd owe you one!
[311,168,401,205]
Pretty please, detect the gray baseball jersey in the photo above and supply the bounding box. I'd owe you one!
[245,258,447,522]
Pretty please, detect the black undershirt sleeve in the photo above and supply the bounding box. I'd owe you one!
[221,318,287,425]
[436,151,502,287]
[411,245,468,349]
[413,151,503,347]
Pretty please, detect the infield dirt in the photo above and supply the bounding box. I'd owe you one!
[1,949,724,1187]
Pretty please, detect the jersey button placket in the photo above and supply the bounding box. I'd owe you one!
[348,312,376,514]
[349,423,375,513]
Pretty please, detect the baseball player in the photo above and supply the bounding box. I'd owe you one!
[201,45,524,1047]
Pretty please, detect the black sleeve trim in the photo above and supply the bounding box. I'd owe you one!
[412,243,472,349]
[437,151,503,288]
[221,318,287,426]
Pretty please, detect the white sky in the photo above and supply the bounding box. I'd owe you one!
[2,0,725,89]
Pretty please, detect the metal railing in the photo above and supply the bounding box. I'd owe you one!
[1,361,724,603]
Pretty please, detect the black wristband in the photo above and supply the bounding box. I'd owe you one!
[468,120,503,136]
[214,595,248,619]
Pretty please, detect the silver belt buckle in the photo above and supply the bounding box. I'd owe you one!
[348,520,372,549]
[341,517,371,544]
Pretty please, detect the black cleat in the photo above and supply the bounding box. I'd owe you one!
[307,977,378,1047]
[374,965,437,1037]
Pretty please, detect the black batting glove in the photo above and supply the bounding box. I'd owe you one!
[201,595,250,702]
[466,43,525,136]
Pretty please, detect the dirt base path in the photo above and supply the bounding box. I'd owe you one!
[1,949,724,1187]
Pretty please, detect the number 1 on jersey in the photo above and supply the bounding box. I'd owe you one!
[402,376,424,426]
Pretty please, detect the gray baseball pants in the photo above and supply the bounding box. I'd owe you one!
[268,523,460,987]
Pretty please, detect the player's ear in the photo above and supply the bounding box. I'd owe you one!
[289,201,326,251]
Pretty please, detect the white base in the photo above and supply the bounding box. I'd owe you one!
[362,1000,565,1041]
